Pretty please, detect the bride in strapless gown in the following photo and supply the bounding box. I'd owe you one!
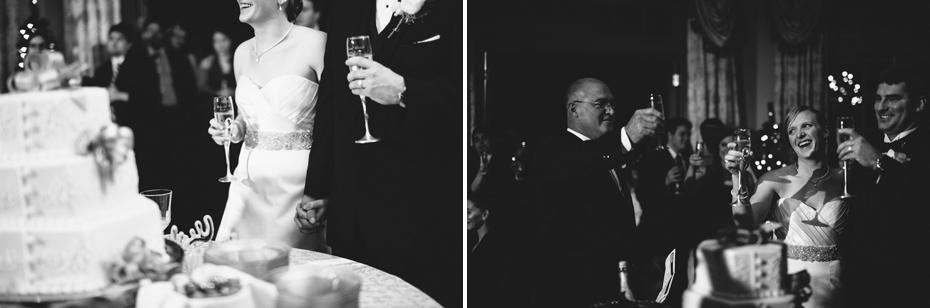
[775,197,847,308]
[725,106,846,308]
[215,74,326,251]
[207,2,327,251]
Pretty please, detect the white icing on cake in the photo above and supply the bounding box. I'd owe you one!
[683,239,795,308]
[0,88,166,298]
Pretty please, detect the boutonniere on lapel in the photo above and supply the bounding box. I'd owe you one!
[387,0,431,38]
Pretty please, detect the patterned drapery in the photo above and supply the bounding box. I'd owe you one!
[772,0,824,122]
[693,0,734,48]
[1,0,21,93]
[687,18,741,143]
[773,36,824,122]
[772,0,822,46]
[63,0,121,79]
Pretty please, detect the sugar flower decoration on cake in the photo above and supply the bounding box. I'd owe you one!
[77,124,134,185]
[386,0,431,38]
[109,237,179,284]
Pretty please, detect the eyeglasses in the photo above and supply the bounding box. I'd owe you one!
[573,99,614,110]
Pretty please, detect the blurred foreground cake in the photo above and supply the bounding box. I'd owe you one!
[0,88,166,298]
[682,225,810,308]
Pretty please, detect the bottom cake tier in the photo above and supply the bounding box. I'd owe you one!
[0,195,166,297]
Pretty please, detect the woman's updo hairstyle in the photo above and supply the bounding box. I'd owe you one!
[283,0,303,23]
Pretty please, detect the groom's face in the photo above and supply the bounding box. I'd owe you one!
[875,82,925,137]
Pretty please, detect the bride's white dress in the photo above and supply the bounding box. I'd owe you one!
[775,197,848,308]
[216,74,326,252]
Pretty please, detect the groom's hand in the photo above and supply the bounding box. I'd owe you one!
[837,128,882,170]
[295,195,328,234]
[346,57,405,106]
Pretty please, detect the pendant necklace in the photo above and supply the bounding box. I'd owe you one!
[798,164,830,188]
[254,23,294,63]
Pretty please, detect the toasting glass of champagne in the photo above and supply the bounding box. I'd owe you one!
[732,128,753,226]
[214,96,237,183]
[734,129,752,196]
[837,116,855,199]
[651,94,666,150]
[347,35,379,144]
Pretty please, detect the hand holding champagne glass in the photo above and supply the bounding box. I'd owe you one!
[650,94,666,150]
[346,36,379,144]
[731,128,753,226]
[214,96,238,183]
[837,116,855,199]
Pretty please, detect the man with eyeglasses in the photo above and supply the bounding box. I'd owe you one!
[533,78,663,307]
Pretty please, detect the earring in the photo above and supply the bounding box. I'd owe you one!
[278,2,283,10]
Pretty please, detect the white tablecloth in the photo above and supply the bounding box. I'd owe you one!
[289,249,442,308]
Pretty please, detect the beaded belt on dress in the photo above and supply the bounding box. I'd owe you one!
[243,129,312,151]
[787,244,841,262]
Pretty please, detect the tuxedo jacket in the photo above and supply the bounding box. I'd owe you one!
[849,124,930,308]
[304,0,461,264]
[533,130,639,307]
[635,149,690,256]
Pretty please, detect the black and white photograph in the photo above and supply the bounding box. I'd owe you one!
[0,0,460,307]
[468,0,930,307]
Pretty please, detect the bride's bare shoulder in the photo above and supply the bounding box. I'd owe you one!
[291,26,327,43]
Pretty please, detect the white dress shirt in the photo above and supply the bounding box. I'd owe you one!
[883,125,919,158]
[376,0,397,33]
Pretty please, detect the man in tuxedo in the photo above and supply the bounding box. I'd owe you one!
[837,66,930,307]
[533,78,662,307]
[294,1,461,306]
[84,23,133,124]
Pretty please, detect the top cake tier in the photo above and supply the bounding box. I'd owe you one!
[0,88,111,161]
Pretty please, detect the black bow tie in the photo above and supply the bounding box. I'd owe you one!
[881,138,907,153]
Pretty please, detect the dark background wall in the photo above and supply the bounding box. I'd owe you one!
[470,0,687,146]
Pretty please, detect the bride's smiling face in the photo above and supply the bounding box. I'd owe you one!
[787,110,827,159]
[237,0,280,23]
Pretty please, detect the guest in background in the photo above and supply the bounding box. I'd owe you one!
[197,29,236,97]
[131,19,197,192]
[533,78,662,307]
[633,117,693,300]
[725,106,847,308]
[467,189,518,308]
[166,23,198,77]
[684,118,739,238]
[83,23,134,126]
[295,0,321,30]
[468,125,498,193]
[25,33,49,56]
[838,66,930,308]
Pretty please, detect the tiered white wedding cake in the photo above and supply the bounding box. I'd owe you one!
[682,239,796,308]
[0,88,166,297]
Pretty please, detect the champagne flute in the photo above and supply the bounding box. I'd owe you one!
[347,36,379,144]
[732,129,753,226]
[214,96,237,183]
[651,94,666,150]
[691,141,707,169]
[837,116,855,199]
[734,129,752,197]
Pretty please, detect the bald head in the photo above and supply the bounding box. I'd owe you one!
[565,78,608,108]
[565,78,615,140]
